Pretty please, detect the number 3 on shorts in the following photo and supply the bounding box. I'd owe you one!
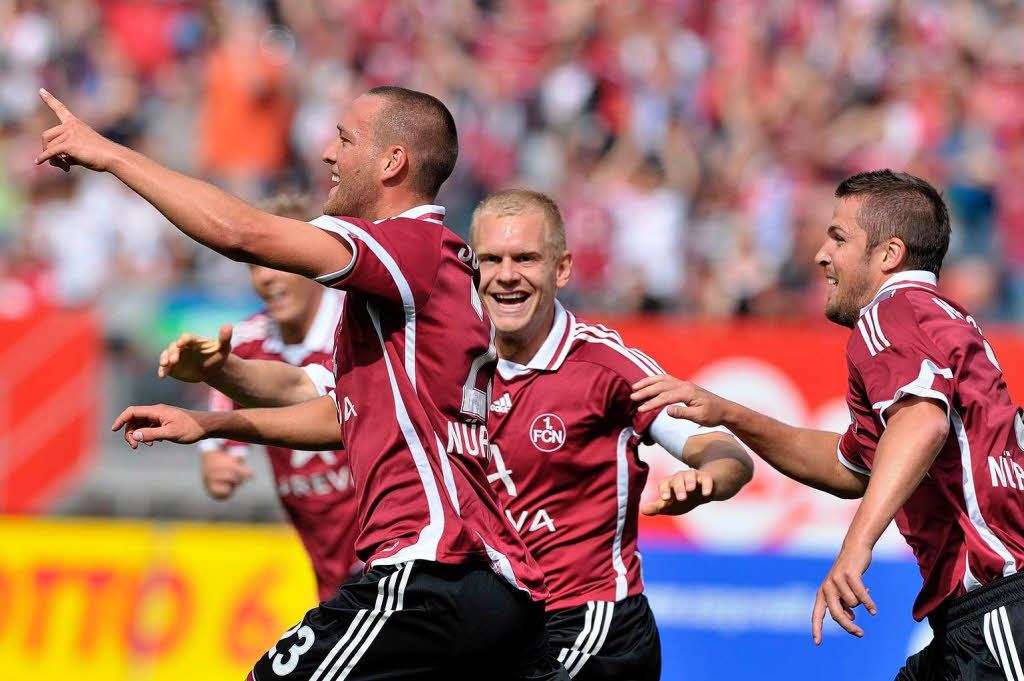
[268,623,315,676]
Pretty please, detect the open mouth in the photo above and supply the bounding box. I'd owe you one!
[331,172,340,183]
[491,291,530,310]
[825,276,838,288]
[264,289,288,304]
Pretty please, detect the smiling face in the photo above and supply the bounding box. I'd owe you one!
[249,264,322,334]
[473,209,572,361]
[321,95,386,219]
[815,196,887,328]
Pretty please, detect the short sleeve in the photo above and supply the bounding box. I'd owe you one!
[309,216,441,306]
[838,421,872,476]
[851,296,955,426]
[303,363,336,397]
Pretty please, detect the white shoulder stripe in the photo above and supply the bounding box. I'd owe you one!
[575,332,658,377]
[575,323,661,375]
[870,305,890,348]
[856,319,878,356]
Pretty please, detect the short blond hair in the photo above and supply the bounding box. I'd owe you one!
[257,194,315,221]
[470,189,567,258]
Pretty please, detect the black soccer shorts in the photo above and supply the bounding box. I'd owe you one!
[896,570,1024,681]
[250,560,569,681]
[546,593,661,681]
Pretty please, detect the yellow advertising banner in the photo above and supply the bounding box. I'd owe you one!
[0,516,319,681]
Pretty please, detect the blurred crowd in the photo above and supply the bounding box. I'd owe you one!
[2,0,1024,328]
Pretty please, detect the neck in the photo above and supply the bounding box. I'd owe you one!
[367,192,435,222]
[278,287,324,345]
[496,304,557,365]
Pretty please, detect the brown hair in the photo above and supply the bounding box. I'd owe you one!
[835,170,950,275]
[366,86,458,198]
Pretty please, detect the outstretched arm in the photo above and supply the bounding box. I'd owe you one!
[158,324,324,407]
[642,430,754,516]
[35,90,350,278]
[810,396,947,644]
[632,375,867,499]
[112,395,344,451]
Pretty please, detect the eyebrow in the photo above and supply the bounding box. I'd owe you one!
[827,224,846,237]
[337,125,352,138]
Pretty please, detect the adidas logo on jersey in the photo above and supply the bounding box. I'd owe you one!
[490,393,512,414]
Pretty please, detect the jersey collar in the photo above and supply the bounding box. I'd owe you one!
[859,270,937,316]
[374,204,446,225]
[496,299,576,380]
[263,288,344,363]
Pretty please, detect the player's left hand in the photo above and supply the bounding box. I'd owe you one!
[811,542,877,645]
[641,469,714,516]
[111,404,207,450]
[34,89,121,172]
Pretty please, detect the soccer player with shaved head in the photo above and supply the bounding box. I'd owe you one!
[633,170,1024,681]
[37,86,567,679]
[471,189,754,680]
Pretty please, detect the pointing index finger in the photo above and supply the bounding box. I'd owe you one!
[39,89,72,123]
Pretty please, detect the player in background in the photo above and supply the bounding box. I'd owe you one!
[632,170,1024,681]
[159,195,359,601]
[38,86,566,680]
[472,189,754,680]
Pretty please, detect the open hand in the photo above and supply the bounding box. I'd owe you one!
[202,449,254,499]
[641,469,715,516]
[631,374,729,426]
[158,324,233,382]
[111,404,207,449]
[811,543,877,644]
[35,89,121,172]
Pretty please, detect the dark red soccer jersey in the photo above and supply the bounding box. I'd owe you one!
[201,289,360,601]
[838,271,1024,620]
[309,205,546,600]
[484,302,662,609]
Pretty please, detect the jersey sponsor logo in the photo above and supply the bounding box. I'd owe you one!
[343,396,358,422]
[530,413,566,452]
[490,393,512,414]
[989,451,1024,490]
[506,507,557,534]
[289,450,338,468]
[276,466,354,498]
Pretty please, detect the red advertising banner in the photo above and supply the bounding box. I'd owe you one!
[0,309,102,512]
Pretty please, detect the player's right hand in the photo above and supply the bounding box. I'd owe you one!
[111,404,207,449]
[35,89,121,172]
[158,324,233,382]
[630,374,728,426]
[201,450,254,499]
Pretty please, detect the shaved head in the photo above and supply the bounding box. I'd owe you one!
[366,86,458,198]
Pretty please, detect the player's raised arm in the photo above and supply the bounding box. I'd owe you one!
[158,325,324,407]
[34,90,351,279]
[632,374,868,499]
[111,395,345,451]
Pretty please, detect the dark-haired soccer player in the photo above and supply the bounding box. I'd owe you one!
[472,189,754,680]
[38,87,566,679]
[633,170,1024,680]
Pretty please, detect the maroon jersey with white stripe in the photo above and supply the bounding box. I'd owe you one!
[485,302,661,609]
[201,289,360,601]
[309,205,546,600]
[838,271,1024,620]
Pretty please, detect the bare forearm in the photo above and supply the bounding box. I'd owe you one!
[720,401,865,498]
[683,435,753,500]
[842,400,947,550]
[198,395,343,450]
[208,355,319,407]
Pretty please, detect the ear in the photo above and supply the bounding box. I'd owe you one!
[555,250,574,290]
[381,145,407,183]
[879,236,908,274]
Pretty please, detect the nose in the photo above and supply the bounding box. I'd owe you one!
[322,138,338,166]
[496,258,519,285]
[815,242,831,268]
